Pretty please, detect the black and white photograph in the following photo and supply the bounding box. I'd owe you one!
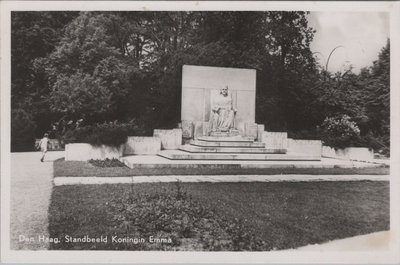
[1,1,399,263]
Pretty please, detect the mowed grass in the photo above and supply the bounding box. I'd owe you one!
[48,181,389,251]
[53,158,389,177]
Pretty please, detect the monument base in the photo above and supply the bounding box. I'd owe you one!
[209,129,240,137]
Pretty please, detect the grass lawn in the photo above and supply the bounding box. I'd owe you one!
[53,158,389,177]
[48,181,389,251]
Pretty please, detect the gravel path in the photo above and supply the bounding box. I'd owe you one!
[10,151,64,250]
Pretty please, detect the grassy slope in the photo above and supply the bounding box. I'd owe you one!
[48,181,389,251]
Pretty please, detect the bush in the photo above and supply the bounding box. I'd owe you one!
[106,182,270,251]
[320,115,361,149]
[89,158,126,167]
[359,133,390,157]
[63,120,144,147]
[11,108,37,152]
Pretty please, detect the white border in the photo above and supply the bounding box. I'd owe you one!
[1,1,399,264]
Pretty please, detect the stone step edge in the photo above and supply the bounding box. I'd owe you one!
[190,140,265,148]
[197,136,255,142]
[157,152,321,161]
[179,145,287,154]
[54,175,390,186]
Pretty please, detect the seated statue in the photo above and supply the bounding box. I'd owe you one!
[209,85,237,133]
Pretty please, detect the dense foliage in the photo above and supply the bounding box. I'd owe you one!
[320,115,361,148]
[11,11,390,153]
[11,108,37,151]
[63,121,145,147]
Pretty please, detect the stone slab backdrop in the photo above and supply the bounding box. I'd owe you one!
[181,65,256,135]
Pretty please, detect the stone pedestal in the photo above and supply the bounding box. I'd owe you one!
[287,139,322,156]
[153,129,182,150]
[193,121,203,139]
[209,129,240,137]
[124,136,161,155]
[181,120,194,138]
[257,124,265,142]
[262,132,288,149]
[244,123,258,139]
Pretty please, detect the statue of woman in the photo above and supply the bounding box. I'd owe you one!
[209,86,237,132]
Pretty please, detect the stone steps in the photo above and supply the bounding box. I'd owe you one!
[196,136,255,142]
[190,139,265,148]
[179,144,286,154]
[158,150,320,161]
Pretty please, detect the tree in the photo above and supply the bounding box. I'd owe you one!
[11,108,37,152]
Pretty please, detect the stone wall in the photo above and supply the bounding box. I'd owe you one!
[65,143,124,161]
[261,132,288,149]
[153,129,183,150]
[124,136,161,155]
[322,146,374,162]
[287,139,322,156]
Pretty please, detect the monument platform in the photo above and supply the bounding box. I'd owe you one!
[190,139,265,148]
[161,135,307,160]
[196,136,255,142]
[120,155,386,175]
[179,145,286,154]
[158,150,318,160]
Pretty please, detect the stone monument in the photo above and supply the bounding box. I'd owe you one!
[181,65,256,137]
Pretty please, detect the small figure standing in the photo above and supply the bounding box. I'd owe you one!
[38,133,49,162]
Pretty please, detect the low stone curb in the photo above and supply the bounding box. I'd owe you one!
[53,174,389,186]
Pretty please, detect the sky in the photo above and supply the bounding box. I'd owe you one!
[307,12,389,73]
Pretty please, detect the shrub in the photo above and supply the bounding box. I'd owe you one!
[11,108,37,152]
[63,120,144,147]
[320,115,361,149]
[106,182,270,251]
[89,158,126,167]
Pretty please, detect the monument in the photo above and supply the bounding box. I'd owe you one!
[121,64,322,168]
[159,65,293,160]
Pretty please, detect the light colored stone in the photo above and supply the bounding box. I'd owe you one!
[181,65,256,136]
[190,139,265,148]
[257,124,265,142]
[193,121,204,139]
[262,132,288,149]
[53,174,388,186]
[124,136,161,155]
[153,129,182,150]
[120,154,384,169]
[65,143,124,161]
[244,123,258,139]
[322,146,374,162]
[181,120,194,138]
[197,135,254,142]
[202,121,210,136]
[179,145,285,154]
[287,139,322,157]
[158,150,319,161]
